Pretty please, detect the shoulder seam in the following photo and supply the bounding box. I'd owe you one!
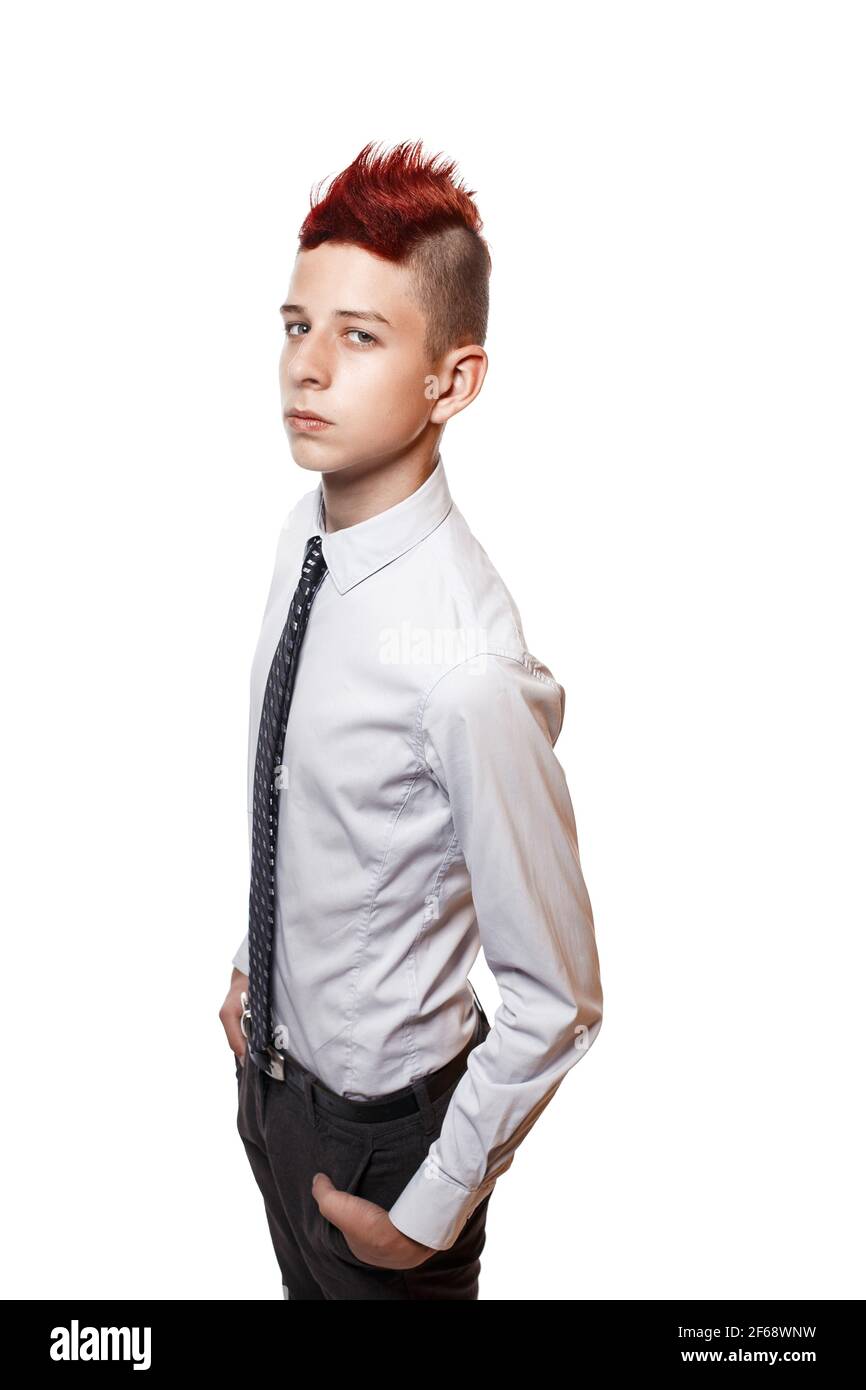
[413,648,560,770]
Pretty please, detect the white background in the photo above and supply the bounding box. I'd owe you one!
[1,1,863,1301]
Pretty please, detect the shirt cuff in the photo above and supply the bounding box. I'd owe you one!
[232,935,250,975]
[387,1158,496,1252]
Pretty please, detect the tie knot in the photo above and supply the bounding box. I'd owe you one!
[304,534,327,571]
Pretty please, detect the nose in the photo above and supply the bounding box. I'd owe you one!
[284,329,331,388]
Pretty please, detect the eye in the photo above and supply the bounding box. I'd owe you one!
[346,329,377,347]
[283,321,308,338]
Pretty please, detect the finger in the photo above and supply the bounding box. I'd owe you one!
[311,1175,381,1234]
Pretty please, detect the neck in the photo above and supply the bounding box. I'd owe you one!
[319,444,441,535]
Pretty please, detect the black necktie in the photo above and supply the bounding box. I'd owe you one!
[247,533,328,1056]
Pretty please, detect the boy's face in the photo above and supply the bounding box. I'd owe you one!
[279,242,441,478]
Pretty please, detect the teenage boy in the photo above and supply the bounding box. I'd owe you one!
[219,140,603,1301]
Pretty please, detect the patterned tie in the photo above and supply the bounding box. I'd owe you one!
[247,533,328,1056]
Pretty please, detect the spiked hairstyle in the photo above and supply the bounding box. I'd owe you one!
[297,140,492,366]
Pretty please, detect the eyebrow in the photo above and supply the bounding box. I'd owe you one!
[280,302,393,327]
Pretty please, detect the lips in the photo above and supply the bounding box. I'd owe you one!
[288,409,331,423]
[288,415,332,433]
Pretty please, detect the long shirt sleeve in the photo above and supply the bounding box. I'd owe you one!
[232,816,252,974]
[232,933,250,976]
[387,650,604,1251]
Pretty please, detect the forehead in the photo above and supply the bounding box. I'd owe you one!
[287,242,422,328]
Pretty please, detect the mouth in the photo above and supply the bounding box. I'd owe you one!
[287,409,333,433]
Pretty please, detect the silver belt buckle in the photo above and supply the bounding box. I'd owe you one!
[265,1045,285,1082]
[240,991,284,1080]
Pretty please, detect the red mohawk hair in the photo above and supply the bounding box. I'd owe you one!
[297,140,492,365]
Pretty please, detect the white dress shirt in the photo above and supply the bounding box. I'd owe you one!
[232,451,603,1251]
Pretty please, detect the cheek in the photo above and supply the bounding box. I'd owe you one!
[279,342,299,377]
[360,361,430,424]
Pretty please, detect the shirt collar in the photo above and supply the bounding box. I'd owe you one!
[312,451,453,595]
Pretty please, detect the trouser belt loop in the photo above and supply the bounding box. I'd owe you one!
[410,1075,438,1138]
[300,1071,316,1126]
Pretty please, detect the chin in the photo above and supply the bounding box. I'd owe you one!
[287,434,334,467]
[289,452,325,474]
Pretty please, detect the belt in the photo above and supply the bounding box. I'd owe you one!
[240,995,489,1124]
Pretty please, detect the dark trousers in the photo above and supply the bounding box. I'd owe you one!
[234,1009,493,1300]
